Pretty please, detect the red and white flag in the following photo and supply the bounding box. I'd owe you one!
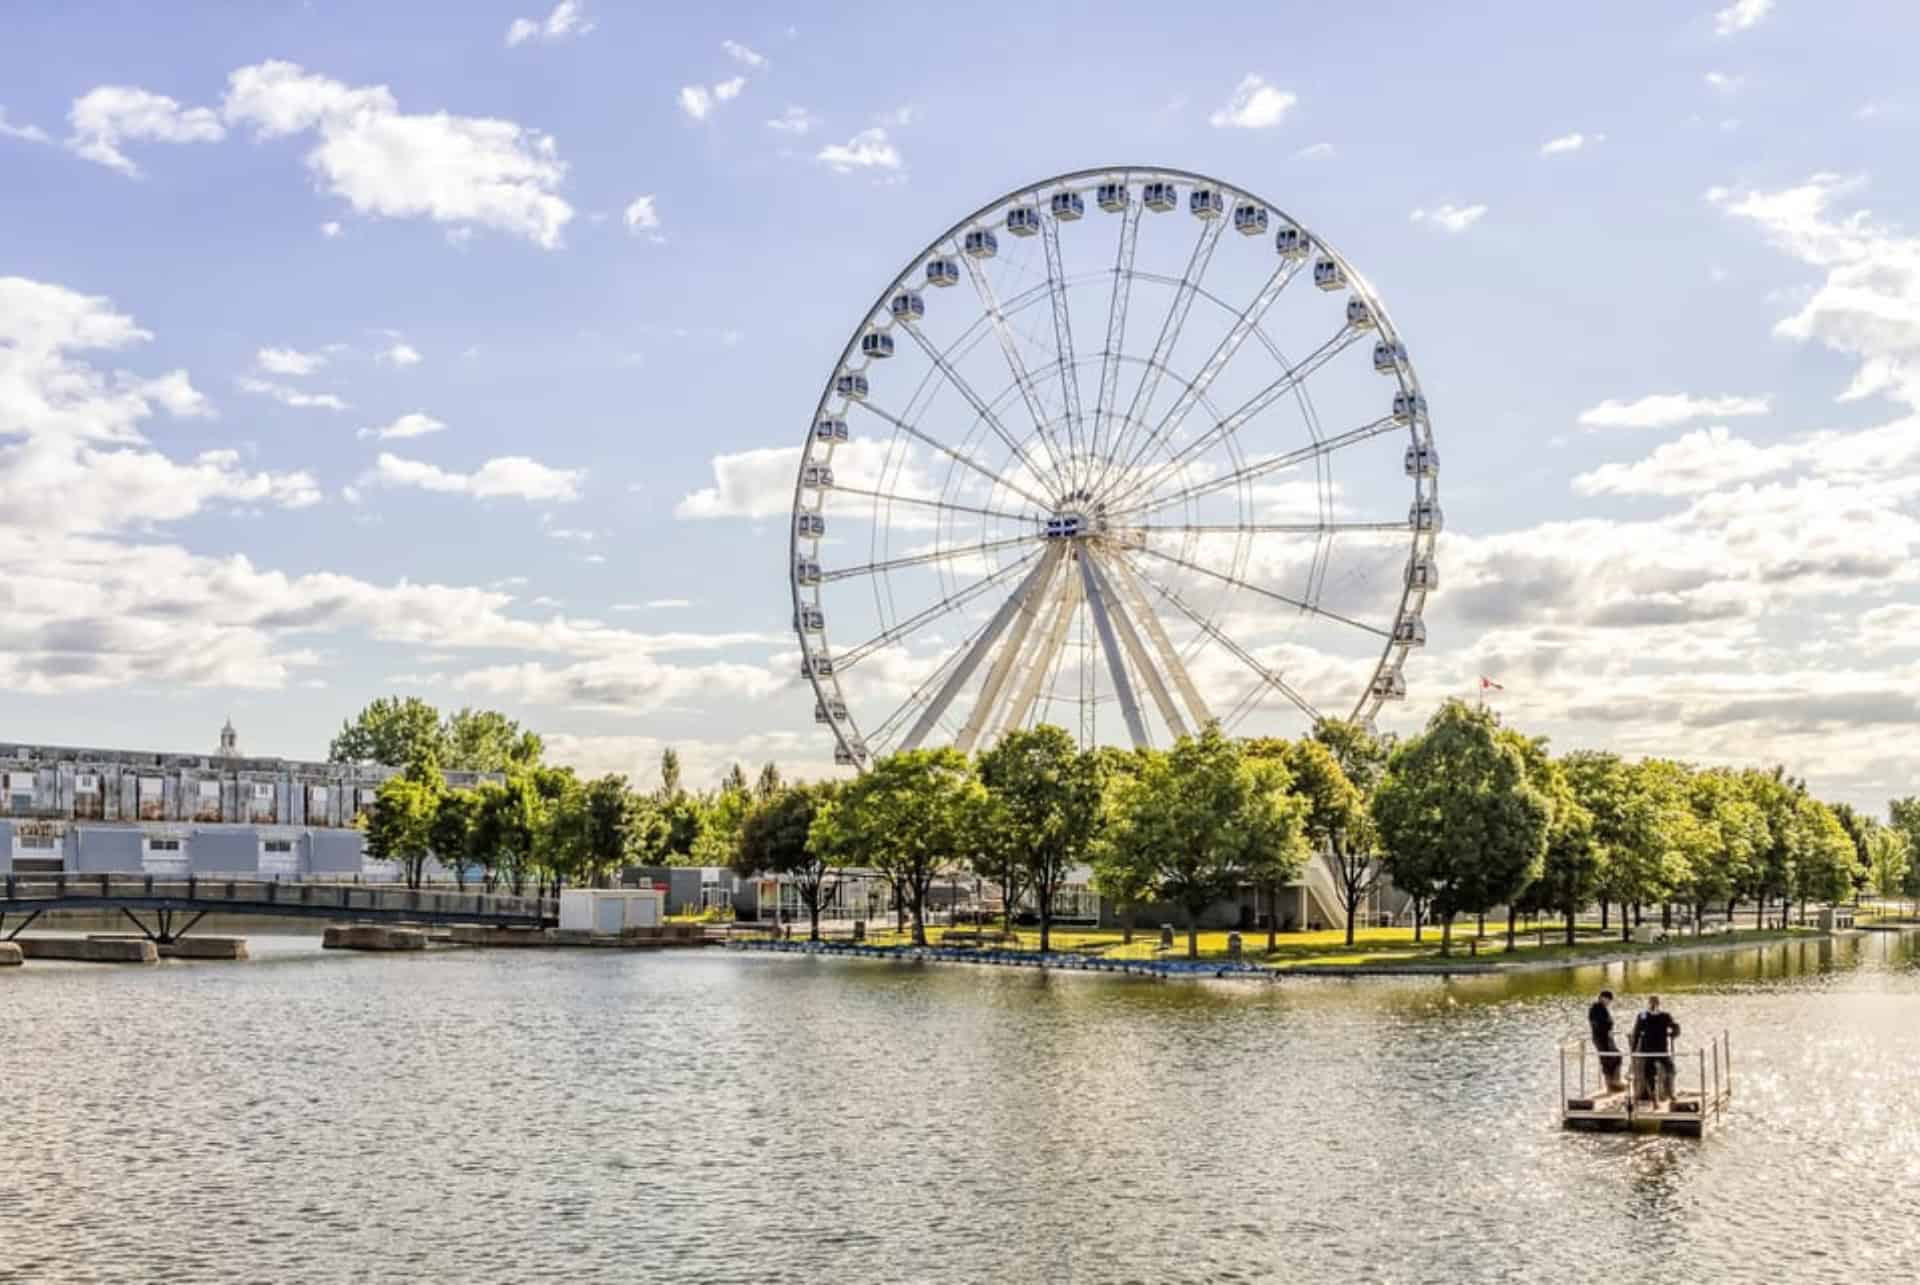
[1479,676,1504,692]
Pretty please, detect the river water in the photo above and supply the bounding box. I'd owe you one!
[2,931,1916,1284]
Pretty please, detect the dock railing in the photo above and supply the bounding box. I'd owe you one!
[1560,1029,1732,1128]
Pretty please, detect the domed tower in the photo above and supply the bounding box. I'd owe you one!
[217,717,239,758]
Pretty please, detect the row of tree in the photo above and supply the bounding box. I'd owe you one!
[729,702,1920,958]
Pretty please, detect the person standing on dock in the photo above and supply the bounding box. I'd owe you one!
[1588,990,1624,1091]
[1630,996,1681,1103]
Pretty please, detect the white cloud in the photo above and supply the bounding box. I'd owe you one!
[714,77,747,103]
[1704,71,1745,94]
[506,1,594,47]
[623,194,662,241]
[222,60,573,249]
[1714,0,1773,35]
[1410,203,1488,233]
[451,653,787,715]
[678,86,714,121]
[1208,75,1297,129]
[1295,142,1335,160]
[66,85,224,176]
[1713,174,1920,408]
[1539,131,1603,156]
[617,599,691,610]
[816,127,901,174]
[256,346,325,376]
[362,452,583,502]
[1577,392,1771,429]
[722,40,766,68]
[0,107,51,144]
[1572,426,1800,496]
[357,412,446,441]
[378,341,422,367]
[235,377,349,410]
[320,220,342,238]
[766,106,817,136]
[675,440,943,521]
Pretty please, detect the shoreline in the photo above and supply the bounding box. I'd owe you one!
[728,925,1889,981]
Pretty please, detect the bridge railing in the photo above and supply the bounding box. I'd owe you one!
[1,872,555,921]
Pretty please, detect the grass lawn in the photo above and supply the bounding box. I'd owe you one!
[820,920,1825,970]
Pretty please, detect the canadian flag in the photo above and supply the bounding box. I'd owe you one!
[1479,676,1504,692]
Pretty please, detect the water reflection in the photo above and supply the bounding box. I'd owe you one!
[1,930,1915,1282]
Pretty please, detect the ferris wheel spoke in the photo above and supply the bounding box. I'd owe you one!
[1125,541,1391,640]
[901,544,1068,750]
[1040,217,1086,491]
[1083,549,1188,741]
[959,254,1074,494]
[1100,551,1213,730]
[1121,519,1414,537]
[830,483,1040,528]
[1115,551,1323,723]
[1103,257,1305,498]
[821,532,1047,584]
[890,324,1063,507]
[1095,215,1227,497]
[1076,549,1150,748]
[837,548,1044,671]
[1108,413,1399,523]
[954,545,1069,752]
[996,553,1082,741]
[1092,198,1143,487]
[1103,323,1365,512]
[852,399,1057,513]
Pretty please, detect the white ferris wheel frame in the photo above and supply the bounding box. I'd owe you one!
[789,165,1439,769]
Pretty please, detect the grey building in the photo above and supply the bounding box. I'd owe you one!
[0,722,498,878]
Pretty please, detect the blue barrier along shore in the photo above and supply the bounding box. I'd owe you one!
[726,937,1276,980]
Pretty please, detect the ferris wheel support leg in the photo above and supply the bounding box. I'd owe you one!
[1000,557,1081,739]
[1103,551,1213,731]
[1078,549,1150,749]
[902,546,1064,752]
[1082,550,1186,741]
[956,545,1066,753]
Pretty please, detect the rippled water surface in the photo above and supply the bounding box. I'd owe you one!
[3,931,1917,1283]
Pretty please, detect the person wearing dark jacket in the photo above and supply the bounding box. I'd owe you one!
[1587,990,1624,1091]
[1630,996,1681,1103]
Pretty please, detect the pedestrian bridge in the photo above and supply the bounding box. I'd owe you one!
[0,873,556,944]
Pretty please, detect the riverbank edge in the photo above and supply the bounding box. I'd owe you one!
[728,926,1878,981]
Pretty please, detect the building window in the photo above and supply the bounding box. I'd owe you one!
[75,773,100,794]
[252,783,274,800]
[19,835,56,851]
[4,772,32,812]
[137,776,166,821]
[147,838,182,852]
[263,840,293,854]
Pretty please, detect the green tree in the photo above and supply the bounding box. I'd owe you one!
[975,725,1107,953]
[363,757,444,889]
[1533,756,1600,945]
[1087,748,1156,944]
[658,747,683,798]
[737,782,838,940]
[753,761,783,802]
[329,696,446,768]
[549,774,664,890]
[1282,734,1372,948]
[1890,799,1920,910]
[692,781,751,868]
[721,762,749,795]
[1105,727,1308,960]
[1685,770,1764,929]
[1866,826,1911,903]
[428,787,479,889]
[472,771,546,896]
[1789,795,1856,917]
[1372,701,1549,955]
[443,707,543,773]
[963,787,1027,937]
[820,748,981,946]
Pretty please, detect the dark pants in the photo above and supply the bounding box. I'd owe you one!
[1594,1032,1621,1084]
[1634,1055,1674,1101]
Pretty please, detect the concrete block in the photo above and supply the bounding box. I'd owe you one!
[18,936,159,963]
[322,924,427,951]
[0,942,22,966]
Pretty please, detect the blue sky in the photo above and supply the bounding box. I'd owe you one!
[4,0,1919,807]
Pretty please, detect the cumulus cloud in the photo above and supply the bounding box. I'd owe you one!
[65,85,224,176]
[320,220,342,238]
[722,40,766,68]
[1704,71,1745,95]
[1577,391,1771,429]
[816,127,901,173]
[506,1,593,46]
[1410,203,1488,233]
[362,451,583,502]
[0,107,51,144]
[1714,0,1773,35]
[356,412,446,441]
[1572,426,1800,496]
[623,194,662,241]
[378,341,422,367]
[235,376,348,410]
[1539,131,1603,156]
[1295,142,1335,160]
[221,60,574,249]
[765,106,817,135]
[1208,75,1297,129]
[257,346,324,376]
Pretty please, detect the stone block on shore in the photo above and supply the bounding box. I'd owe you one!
[17,937,160,964]
[0,942,22,967]
[322,925,428,951]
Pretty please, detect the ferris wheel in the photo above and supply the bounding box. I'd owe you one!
[790,166,1439,768]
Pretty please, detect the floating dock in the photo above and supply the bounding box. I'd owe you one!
[1560,1030,1732,1137]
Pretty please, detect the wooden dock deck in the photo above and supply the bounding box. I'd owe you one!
[1560,1030,1731,1137]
